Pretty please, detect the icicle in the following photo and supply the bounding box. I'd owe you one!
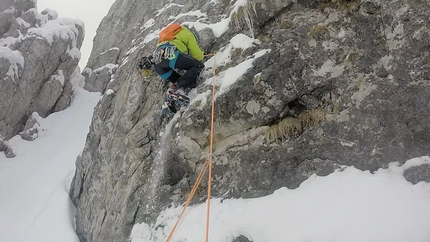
[231,0,257,39]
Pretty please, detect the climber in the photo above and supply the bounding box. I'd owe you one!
[138,23,205,114]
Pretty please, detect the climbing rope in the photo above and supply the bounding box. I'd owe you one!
[206,52,217,242]
[164,53,217,242]
[164,159,209,242]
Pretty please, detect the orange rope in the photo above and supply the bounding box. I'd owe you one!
[205,53,217,242]
[164,52,217,242]
[165,159,209,242]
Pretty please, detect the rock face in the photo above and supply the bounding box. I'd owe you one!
[70,0,430,241]
[83,62,118,93]
[0,0,84,141]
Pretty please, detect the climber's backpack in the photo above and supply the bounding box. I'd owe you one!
[158,23,183,43]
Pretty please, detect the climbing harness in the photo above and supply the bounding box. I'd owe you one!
[153,43,177,64]
[164,45,177,60]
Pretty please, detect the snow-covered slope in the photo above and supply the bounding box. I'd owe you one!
[0,74,100,242]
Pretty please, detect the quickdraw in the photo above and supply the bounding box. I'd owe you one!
[153,44,177,64]
[163,45,177,60]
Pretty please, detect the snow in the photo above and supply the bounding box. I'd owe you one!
[0,35,22,47]
[0,72,429,242]
[215,49,270,97]
[142,31,159,45]
[182,0,252,37]
[70,67,86,89]
[205,34,259,69]
[1,2,430,242]
[66,46,81,60]
[0,47,24,81]
[231,0,249,13]
[184,18,231,37]
[2,6,15,14]
[130,158,430,242]
[202,34,269,97]
[51,70,65,86]
[93,63,118,74]
[27,18,84,46]
[37,0,115,69]
[169,10,207,22]
[189,90,211,109]
[41,8,59,20]
[0,8,84,76]
[141,18,155,31]
[101,47,120,54]
[230,34,258,49]
[155,3,184,17]
[16,17,31,28]
[136,0,255,55]
[0,77,100,241]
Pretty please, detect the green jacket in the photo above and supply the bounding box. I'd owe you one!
[167,26,204,61]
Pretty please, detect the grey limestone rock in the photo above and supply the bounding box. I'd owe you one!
[19,112,41,141]
[404,164,430,184]
[83,63,118,93]
[0,138,7,152]
[232,235,252,242]
[0,1,84,141]
[5,146,16,158]
[196,27,215,53]
[361,1,381,15]
[85,47,120,71]
[70,0,430,241]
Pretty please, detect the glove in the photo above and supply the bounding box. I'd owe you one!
[138,55,153,70]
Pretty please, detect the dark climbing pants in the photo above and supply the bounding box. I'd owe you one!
[154,52,204,89]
